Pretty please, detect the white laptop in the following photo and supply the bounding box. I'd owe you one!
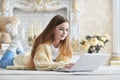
[56,53,109,72]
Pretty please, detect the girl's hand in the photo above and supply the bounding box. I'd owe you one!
[64,63,74,69]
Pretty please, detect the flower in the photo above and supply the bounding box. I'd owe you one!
[80,34,110,53]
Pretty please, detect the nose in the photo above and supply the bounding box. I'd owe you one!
[63,30,66,34]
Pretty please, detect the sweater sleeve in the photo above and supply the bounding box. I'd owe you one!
[33,44,69,71]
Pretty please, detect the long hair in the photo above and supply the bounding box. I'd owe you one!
[29,15,72,69]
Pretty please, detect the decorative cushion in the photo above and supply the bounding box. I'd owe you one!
[0,32,11,43]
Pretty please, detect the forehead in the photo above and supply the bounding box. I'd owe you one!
[56,22,69,28]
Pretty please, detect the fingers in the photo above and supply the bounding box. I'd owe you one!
[64,63,74,69]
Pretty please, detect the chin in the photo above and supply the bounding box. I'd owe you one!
[61,38,66,40]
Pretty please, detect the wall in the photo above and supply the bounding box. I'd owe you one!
[78,0,112,54]
[5,0,80,51]
[0,0,113,54]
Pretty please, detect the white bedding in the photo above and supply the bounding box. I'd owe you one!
[1,54,119,75]
[1,66,120,75]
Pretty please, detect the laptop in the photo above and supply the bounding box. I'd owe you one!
[56,53,109,72]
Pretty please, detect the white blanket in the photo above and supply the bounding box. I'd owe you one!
[1,66,120,75]
[1,54,119,75]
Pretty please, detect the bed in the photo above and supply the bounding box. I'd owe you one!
[0,54,120,80]
[0,66,120,80]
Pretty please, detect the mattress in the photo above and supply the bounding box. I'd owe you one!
[0,54,119,75]
[1,66,120,75]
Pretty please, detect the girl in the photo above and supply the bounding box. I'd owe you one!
[0,15,73,71]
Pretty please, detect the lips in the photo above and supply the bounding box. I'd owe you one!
[61,35,66,37]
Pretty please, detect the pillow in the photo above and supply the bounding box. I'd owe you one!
[0,32,11,43]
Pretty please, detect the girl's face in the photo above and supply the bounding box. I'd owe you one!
[53,22,69,41]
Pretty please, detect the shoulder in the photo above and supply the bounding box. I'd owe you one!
[37,43,50,50]
[37,43,51,50]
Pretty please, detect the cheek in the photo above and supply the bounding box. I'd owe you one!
[54,31,60,37]
[54,29,61,35]
[53,30,61,38]
[65,31,68,35]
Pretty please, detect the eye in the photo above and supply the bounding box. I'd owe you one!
[66,29,69,31]
[59,28,64,30]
